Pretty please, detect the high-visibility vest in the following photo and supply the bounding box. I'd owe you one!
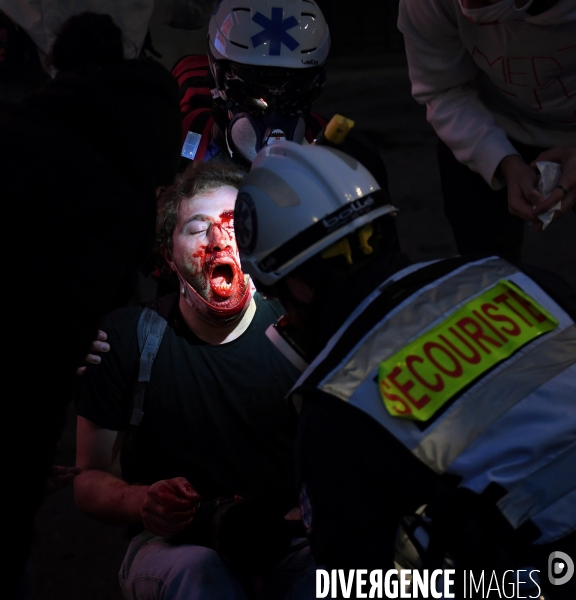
[291,255,576,544]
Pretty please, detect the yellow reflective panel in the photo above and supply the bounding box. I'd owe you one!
[378,280,559,421]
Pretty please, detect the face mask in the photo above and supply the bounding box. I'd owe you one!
[175,265,255,327]
[460,0,535,24]
[225,111,306,164]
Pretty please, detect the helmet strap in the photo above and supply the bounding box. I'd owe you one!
[265,318,309,372]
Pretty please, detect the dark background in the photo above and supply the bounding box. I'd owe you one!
[2,1,574,598]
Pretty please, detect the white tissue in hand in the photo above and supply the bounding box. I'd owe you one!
[536,161,562,230]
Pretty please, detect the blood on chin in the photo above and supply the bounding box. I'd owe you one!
[210,277,235,299]
[186,276,252,326]
[191,273,249,311]
[177,262,253,326]
[205,279,246,308]
[206,284,248,308]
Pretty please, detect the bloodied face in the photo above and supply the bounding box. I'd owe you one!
[170,185,251,318]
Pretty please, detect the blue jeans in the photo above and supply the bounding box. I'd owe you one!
[119,531,317,600]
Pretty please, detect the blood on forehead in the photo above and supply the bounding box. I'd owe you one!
[219,210,234,225]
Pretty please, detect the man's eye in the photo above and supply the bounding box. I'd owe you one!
[189,226,208,235]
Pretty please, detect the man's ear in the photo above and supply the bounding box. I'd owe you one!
[285,276,314,304]
[161,247,177,272]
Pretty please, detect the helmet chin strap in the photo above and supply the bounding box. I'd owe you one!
[265,320,309,372]
[176,271,255,327]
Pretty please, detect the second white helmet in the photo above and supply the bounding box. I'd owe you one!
[208,0,330,68]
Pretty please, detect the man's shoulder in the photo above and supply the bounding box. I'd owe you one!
[146,292,179,319]
[99,294,176,342]
[102,304,145,326]
[254,292,285,322]
[104,293,178,321]
[399,0,461,31]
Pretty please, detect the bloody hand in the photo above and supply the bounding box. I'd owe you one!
[141,477,201,537]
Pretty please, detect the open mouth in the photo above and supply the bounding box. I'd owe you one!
[209,263,235,298]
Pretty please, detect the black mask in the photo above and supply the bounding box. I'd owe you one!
[225,109,306,164]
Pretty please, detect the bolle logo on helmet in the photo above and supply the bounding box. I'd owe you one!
[251,8,299,56]
[548,551,574,586]
[234,192,258,255]
[255,195,385,276]
[322,196,375,231]
[302,59,318,65]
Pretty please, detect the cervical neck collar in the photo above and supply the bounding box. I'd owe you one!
[178,272,255,328]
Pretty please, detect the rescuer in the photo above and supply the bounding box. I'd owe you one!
[234,139,576,599]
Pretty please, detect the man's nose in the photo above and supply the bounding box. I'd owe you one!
[209,224,233,251]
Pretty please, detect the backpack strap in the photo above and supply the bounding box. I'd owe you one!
[121,295,177,484]
[129,307,168,426]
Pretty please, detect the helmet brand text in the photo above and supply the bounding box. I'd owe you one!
[322,197,375,230]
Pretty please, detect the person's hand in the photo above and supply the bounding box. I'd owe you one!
[140,477,201,537]
[530,145,576,226]
[76,330,110,376]
[46,465,82,494]
[499,154,545,228]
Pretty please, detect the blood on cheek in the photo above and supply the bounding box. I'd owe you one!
[182,245,206,277]
[179,211,236,278]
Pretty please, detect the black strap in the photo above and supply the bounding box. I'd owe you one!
[121,296,176,498]
[129,307,168,426]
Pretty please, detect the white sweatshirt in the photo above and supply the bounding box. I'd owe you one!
[398,0,576,188]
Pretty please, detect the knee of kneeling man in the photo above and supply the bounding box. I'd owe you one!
[166,544,245,594]
[169,544,229,577]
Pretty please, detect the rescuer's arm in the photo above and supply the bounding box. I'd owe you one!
[398,0,519,189]
[501,145,576,231]
[74,415,200,536]
[499,155,544,226]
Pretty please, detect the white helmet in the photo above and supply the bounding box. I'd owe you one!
[208,0,330,118]
[235,141,399,287]
[209,0,330,68]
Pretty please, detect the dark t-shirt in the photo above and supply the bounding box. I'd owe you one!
[76,292,301,502]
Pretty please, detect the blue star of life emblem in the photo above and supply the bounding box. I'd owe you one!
[251,7,299,56]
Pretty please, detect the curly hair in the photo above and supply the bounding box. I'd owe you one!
[155,158,247,278]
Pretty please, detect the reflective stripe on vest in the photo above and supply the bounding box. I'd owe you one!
[308,256,576,544]
[320,257,521,402]
[497,441,576,533]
